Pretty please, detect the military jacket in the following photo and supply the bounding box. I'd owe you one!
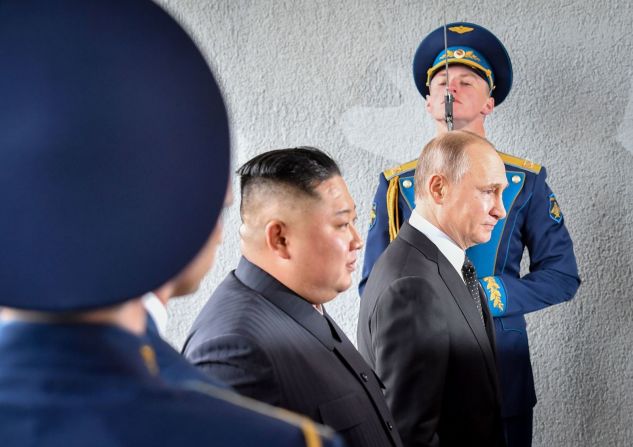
[0,321,344,447]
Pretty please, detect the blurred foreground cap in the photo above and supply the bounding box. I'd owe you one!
[0,0,230,311]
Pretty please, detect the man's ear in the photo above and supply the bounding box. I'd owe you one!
[425,94,432,114]
[428,174,448,204]
[264,219,290,259]
[481,95,495,117]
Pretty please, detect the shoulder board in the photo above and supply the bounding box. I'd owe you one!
[497,151,542,174]
[383,158,417,180]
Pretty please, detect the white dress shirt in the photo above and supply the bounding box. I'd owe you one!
[409,209,467,283]
[142,292,168,336]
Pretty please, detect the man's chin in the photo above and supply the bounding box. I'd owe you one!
[475,233,493,245]
[337,277,353,294]
[171,283,201,300]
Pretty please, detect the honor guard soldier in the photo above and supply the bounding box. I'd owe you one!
[0,2,343,447]
[360,22,580,447]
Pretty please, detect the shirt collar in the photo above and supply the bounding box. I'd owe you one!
[313,304,324,315]
[142,292,168,337]
[409,209,466,280]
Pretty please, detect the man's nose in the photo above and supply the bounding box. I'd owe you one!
[492,194,506,220]
[350,223,364,250]
[447,78,459,93]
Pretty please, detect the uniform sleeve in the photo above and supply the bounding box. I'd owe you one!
[145,328,230,389]
[184,332,282,406]
[371,277,448,447]
[484,167,581,317]
[359,174,392,296]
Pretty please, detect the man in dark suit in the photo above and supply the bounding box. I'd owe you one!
[183,147,402,447]
[0,2,341,446]
[362,24,580,447]
[358,131,509,447]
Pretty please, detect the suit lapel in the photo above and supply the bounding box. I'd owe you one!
[323,312,401,446]
[438,258,497,374]
[236,257,401,446]
[261,290,399,444]
[398,222,498,385]
[478,283,497,352]
[235,257,335,350]
[324,312,373,375]
[268,292,336,351]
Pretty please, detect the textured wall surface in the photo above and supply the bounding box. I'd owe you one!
[156,1,632,445]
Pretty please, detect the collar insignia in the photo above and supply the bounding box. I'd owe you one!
[483,277,504,312]
[369,202,377,231]
[140,344,159,375]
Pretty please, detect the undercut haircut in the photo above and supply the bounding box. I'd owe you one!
[414,130,494,199]
[237,146,341,217]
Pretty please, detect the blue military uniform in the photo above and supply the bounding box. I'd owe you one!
[0,2,344,446]
[0,321,340,447]
[361,22,580,447]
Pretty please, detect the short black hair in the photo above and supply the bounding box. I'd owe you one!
[237,146,341,199]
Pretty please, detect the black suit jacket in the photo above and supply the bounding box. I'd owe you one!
[357,222,505,447]
[183,257,402,447]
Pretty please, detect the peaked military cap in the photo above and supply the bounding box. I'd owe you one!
[0,0,230,311]
[413,22,513,105]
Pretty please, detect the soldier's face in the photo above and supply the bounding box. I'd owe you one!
[439,144,507,249]
[426,65,494,128]
[288,175,363,304]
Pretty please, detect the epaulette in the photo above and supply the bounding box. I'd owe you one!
[183,380,335,447]
[498,151,542,174]
[383,158,417,180]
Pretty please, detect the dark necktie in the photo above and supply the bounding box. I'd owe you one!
[462,256,485,327]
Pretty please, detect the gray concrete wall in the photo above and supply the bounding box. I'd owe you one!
[156,1,633,445]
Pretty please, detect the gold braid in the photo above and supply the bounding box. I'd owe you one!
[387,176,400,241]
[301,419,322,447]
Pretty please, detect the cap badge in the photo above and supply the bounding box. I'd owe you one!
[440,49,481,62]
[448,25,474,34]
